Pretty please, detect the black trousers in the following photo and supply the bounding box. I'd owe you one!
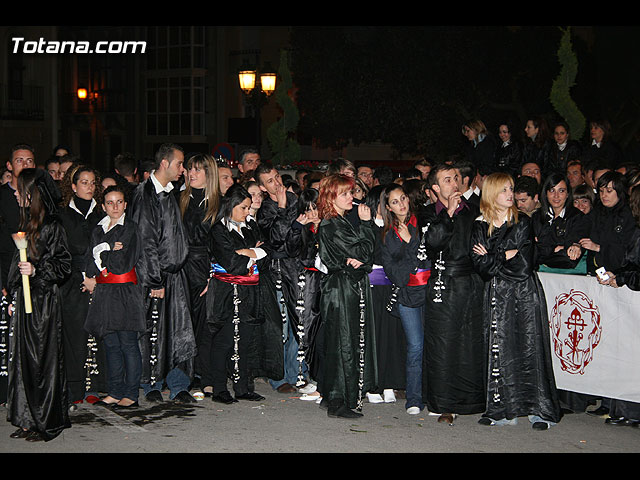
[211,321,256,396]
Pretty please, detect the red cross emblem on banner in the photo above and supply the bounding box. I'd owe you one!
[549,289,602,375]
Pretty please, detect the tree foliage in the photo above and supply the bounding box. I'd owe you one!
[289,26,573,161]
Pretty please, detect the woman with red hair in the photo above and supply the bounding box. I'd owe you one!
[316,174,378,419]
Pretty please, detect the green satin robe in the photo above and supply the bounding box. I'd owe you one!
[318,214,378,410]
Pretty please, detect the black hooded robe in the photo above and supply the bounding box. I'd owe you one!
[7,217,72,440]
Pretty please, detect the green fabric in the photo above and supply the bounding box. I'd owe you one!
[538,253,587,275]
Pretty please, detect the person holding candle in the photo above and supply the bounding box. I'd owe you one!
[7,168,72,442]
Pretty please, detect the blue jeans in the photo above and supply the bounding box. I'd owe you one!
[103,330,142,401]
[270,290,308,389]
[397,303,425,410]
[141,367,191,399]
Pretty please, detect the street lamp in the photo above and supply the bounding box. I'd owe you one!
[237,61,277,97]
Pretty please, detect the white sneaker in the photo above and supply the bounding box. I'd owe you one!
[406,406,421,415]
[298,383,317,395]
[383,389,396,403]
[366,393,384,404]
[300,392,321,401]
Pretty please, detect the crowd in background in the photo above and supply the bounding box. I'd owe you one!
[1,114,639,442]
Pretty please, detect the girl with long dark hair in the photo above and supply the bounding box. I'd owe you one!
[207,184,268,404]
[7,168,72,442]
[378,183,430,415]
[532,172,590,274]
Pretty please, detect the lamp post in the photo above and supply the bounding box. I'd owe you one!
[77,86,100,165]
[237,60,277,152]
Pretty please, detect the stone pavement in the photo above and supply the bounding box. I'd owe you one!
[1,379,639,454]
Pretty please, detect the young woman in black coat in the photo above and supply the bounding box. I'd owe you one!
[579,171,637,276]
[207,184,268,404]
[532,173,590,274]
[548,121,583,176]
[494,121,522,178]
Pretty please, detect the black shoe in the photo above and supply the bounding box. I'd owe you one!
[586,406,609,417]
[94,399,118,407]
[145,390,164,403]
[605,416,631,426]
[10,428,30,439]
[173,391,197,404]
[25,431,45,442]
[318,398,329,410]
[532,421,550,431]
[327,405,363,419]
[212,390,238,404]
[235,392,265,401]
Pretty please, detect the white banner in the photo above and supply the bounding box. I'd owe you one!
[539,272,640,403]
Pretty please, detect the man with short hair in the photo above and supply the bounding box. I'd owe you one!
[46,157,61,181]
[566,160,585,189]
[255,163,307,394]
[237,148,261,175]
[514,175,541,217]
[114,152,139,184]
[520,161,542,185]
[413,158,433,181]
[373,165,394,186]
[1,144,36,290]
[357,165,375,188]
[454,159,480,207]
[218,161,235,195]
[421,163,485,423]
[129,143,197,404]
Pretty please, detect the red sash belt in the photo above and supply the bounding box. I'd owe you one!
[214,272,259,286]
[407,269,430,286]
[96,267,138,285]
[304,267,319,272]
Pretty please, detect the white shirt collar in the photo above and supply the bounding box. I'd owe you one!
[462,188,473,200]
[502,140,511,147]
[592,139,601,148]
[150,171,174,194]
[98,213,126,233]
[69,197,97,219]
[222,217,247,236]
[547,207,566,223]
[557,142,567,151]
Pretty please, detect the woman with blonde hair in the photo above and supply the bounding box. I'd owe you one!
[179,153,221,397]
[471,172,561,430]
[317,174,378,419]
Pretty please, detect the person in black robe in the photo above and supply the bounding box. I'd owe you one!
[580,171,637,277]
[207,185,268,403]
[284,188,325,401]
[378,184,430,415]
[83,185,145,408]
[128,143,197,404]
[255,164,306,393]
[582,119,623,169]
[462,120,497,176]
[532,173,591,274]
[493,121,522,178]
[596,185,640,426]
[317,174,378,419]
[58,165,106,406]
[1,145,37,405]
[7,168,72,442]
[523,117,554,176]
[421,164,486,424]
[547,122,583,176]
[179,153,221,398]
[471,172,562,430]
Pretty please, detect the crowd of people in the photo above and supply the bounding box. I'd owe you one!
[1,114,639,442]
